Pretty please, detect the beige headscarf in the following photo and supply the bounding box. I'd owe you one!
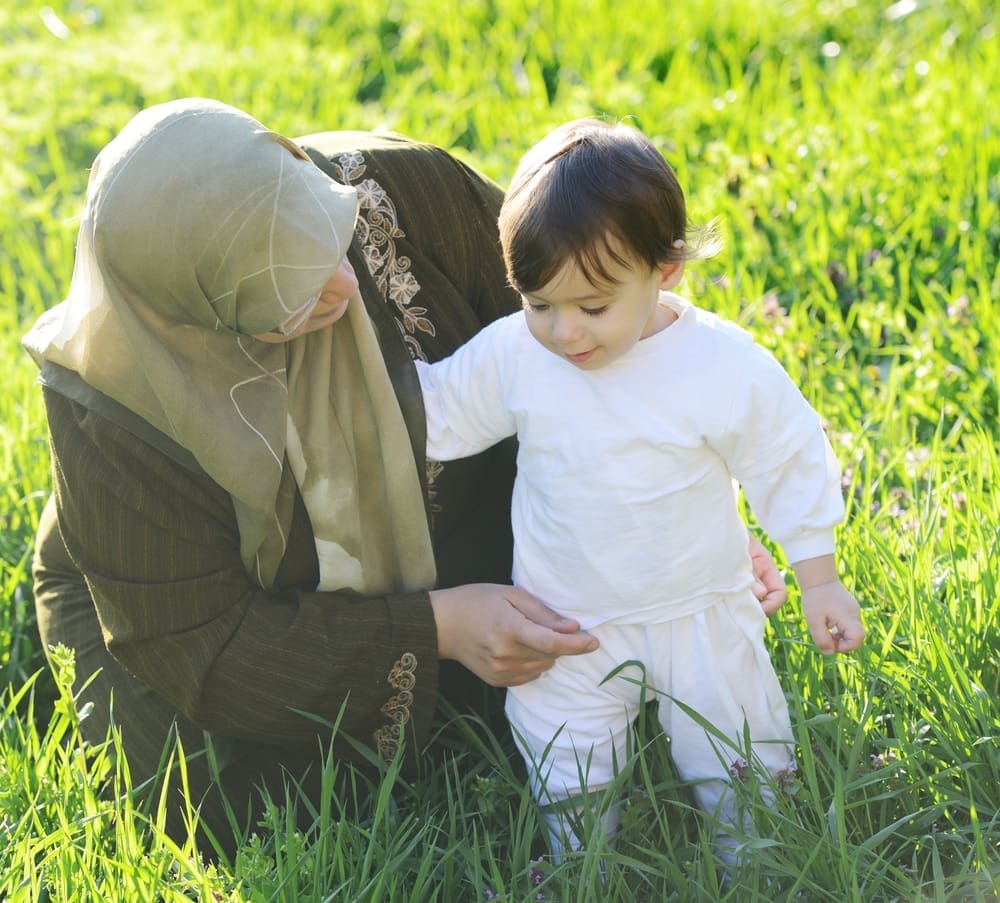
[23,98,435,593]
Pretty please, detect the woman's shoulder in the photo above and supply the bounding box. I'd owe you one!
[295,130,433,160]
[297,130,498,195]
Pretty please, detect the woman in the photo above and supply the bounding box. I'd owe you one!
[24,98,785,851]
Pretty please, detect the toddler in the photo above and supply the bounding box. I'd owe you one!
[415,119,865,863]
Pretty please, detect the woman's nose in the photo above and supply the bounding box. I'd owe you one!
[334,258,358,294]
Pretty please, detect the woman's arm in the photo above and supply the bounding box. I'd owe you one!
[46,388,596,752]
[46,388,440,752]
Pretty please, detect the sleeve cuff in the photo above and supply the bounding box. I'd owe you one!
[373,591,441,762]
[782,528,837,566]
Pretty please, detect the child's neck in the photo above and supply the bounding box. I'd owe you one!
[644,299,679,338]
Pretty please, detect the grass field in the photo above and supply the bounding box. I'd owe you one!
[1,0,998,899]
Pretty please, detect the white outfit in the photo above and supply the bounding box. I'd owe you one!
[416,294,844,848]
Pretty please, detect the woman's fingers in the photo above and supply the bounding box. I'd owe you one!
[504,586,598,656]
[511,612,598,658]
[504,585,583,633]
[429,583,598,687]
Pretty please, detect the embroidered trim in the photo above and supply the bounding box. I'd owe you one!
[329,149,442,513]
[329,151,436,362]
[374,652,417,762]
[425,459,443,516]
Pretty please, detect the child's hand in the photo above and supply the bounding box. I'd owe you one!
[801,581,865,654]
[747,534,788,615]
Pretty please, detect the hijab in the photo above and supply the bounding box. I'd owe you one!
[23,98,436,594]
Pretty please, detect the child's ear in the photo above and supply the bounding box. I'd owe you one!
[659,261,685,290]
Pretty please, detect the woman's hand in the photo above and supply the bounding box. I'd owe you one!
[430,584,599,687]
[748,534,788,615]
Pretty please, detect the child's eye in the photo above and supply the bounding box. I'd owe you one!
[581,306,609,317]
[524,301,549,313]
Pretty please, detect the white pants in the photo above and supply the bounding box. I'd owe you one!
[505,592,795,852]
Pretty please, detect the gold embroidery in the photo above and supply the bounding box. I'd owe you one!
[330,152,436,362]
[374,652,417,762]
[425,459,443,516]
[330,150,443,515]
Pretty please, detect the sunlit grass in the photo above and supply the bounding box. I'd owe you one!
[1,0,997,899]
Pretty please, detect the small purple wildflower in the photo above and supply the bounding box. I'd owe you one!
[827,261,847,289]
[761,292,787,320]
[775,762,799,791]
[729,757,750,783]
[528,856,548,899]
[947,295,969,319]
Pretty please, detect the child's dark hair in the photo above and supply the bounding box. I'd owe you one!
[499,118,718,293]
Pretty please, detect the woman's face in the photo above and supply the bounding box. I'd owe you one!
[253,259,359,343]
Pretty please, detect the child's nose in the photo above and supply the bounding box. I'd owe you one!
[551,310,582,343]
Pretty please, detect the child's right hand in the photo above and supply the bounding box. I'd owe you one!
[800,580,866,654]
[747,534,788,615]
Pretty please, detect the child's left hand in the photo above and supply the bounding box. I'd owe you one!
[800,581,866,654]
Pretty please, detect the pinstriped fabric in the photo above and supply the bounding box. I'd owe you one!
[32,132,519,829]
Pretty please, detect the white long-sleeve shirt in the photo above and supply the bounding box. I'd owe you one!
[416,294,844,629]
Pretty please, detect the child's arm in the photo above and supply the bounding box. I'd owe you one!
[791,554,865,654]
[737,437,866,656]
[414,317,518,461]
[707,334,865,656]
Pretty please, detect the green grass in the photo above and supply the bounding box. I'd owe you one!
[1,0,998,899]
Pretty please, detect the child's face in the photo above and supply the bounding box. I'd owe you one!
[520,250,682,369]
